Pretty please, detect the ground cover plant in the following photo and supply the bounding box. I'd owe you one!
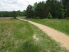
[0,17,69,52]
[30,19,69,35]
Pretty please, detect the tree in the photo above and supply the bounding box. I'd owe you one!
[12,11,17,19]
[66,2,69,18]
[24,0,67,19]
[26,5,34,18]
[33,2,38,10]
[58,4,64,19]
[47,13,53,19]
[22,10,27,16]
[17,10,21,16]
[0,11,13,17]
[61,0,69,8]
[45,0,58,18]
[34,1,45,19]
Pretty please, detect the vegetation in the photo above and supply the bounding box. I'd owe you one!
[0,17,69,52]
[46,13,53,19]
[25,0,69,19]
[26,5,34,19]
[30,19,69,35]
[0,10,25,17]
[12,11,17,19]
[0,19,33,52]
[0,0,69,19]
[0,11,13,17]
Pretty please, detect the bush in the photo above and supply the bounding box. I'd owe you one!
[47,13,53,19]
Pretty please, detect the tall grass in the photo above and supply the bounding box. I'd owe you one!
[0,20,34,52]
[30,19,69,35]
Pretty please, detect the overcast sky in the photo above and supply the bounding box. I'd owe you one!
[0,0,46,11]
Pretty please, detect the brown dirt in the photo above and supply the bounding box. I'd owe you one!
[28,21,69,50]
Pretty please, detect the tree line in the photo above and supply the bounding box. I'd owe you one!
[0,10,25,17]
[25,0,69,19]
[0,0,69,19]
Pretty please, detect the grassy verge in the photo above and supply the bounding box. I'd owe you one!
[30,19,69,35]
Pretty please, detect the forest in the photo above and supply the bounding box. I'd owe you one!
[0,0,69,19]
[0,10,24,17]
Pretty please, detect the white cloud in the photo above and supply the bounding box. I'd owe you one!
[0,0,46,11]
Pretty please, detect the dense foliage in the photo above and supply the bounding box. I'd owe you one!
[0,10,25,17]
[25,0,69,19]
[0,11,13,17]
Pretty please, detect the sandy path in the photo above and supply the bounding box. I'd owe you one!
[28,21,69,50]
[18,18,69,50]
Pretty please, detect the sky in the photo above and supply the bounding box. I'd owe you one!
[0,0,46,11]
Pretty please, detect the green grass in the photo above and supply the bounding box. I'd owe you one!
[30,19,69,35]
[0,17,69,52]
[0,19,34,52]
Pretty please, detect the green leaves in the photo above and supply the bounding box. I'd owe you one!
[12,11,17,19]
[26,5,34,19]
[47,13,53,19]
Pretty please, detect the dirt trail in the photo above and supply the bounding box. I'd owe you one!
[28,21,69,50]
[18,18,69,50]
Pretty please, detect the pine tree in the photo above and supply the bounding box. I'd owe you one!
[26,5,34,19]
[47,13,52,19]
